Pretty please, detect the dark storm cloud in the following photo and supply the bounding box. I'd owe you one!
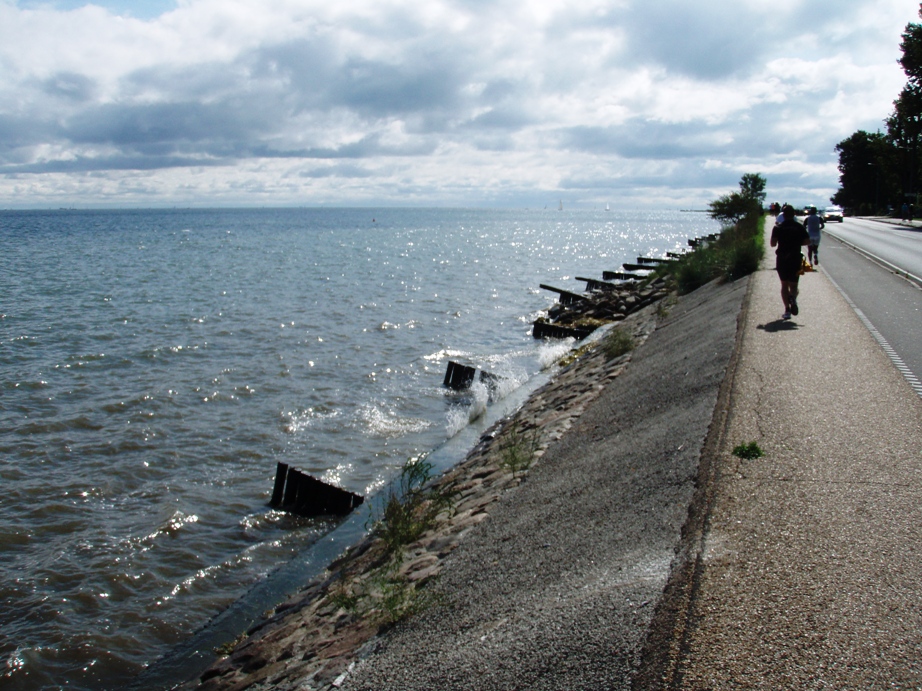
[0,114,52,154]
[334,56,465,115]
[242,33,470,118]
[64,101,263,151]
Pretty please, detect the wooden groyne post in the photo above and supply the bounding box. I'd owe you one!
[443,361,477,390]
[636,256,676,265]
[443,360,503,392]
[539,284,589,306]
[532,321,593,340]
[602,270,644,281]
[270,462,364,517]
[576,276,618,292]
[620,262,652,272]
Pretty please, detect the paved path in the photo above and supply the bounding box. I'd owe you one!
[667,224,922,689]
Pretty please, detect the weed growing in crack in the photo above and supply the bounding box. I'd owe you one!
[732,441,764,459]
[371,565,443,625]
[655,293,678,319]
[327,560,444,626]
[328,575,362,614]
[603,326,635,360]
[498,419,539,478]
[214,633,247,657]
[368,455,455,557]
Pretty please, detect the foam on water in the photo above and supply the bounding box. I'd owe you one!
[537,338,577,369]
[356,403,433,438]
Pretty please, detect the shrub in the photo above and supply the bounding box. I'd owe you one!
[672,212,764,294]
[603,326,635,360]
[498,420,539,477]
[369,455,454,555]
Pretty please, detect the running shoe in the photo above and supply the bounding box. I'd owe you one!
[782,311,791,320]
[790,298,799,316]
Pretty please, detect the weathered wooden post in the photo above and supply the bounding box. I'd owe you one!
[282,468,302,507]
[270,463,365,517]
[539,284,589,306]
[532,321,593,340]
[443,361,477,390]
[271,462,289,507]
[603,270,644,281]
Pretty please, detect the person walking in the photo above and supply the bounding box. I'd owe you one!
[804,206,824,266]
[771,204,809,320]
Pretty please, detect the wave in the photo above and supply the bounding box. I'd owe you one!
[356,404,432,439]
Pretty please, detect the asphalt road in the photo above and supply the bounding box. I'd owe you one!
[824,216,922,281]
[814,217,922,397]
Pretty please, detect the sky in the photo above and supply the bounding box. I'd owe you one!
[0,0,915,209]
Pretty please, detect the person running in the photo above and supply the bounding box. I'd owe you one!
[804,206,824,266]
[771,204,809,320]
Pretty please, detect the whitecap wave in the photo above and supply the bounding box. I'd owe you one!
[537,338,576,369]
[423,348,471,362]
[357,404,432,438]
[445,379,489,437]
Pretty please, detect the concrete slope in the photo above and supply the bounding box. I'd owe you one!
[342,277,749,691]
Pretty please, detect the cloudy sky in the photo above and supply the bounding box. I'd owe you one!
[0,0,914,209]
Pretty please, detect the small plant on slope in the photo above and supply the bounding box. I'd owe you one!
[732,441,764,460]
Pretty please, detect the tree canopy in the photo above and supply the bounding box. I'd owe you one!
[708,173,766,225]
[739,173,767,205]
[834,3,922,213]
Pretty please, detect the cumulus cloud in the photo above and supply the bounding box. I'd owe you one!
[0,0,913,207]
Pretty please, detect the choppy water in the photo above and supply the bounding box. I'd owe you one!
[0,207,718,689]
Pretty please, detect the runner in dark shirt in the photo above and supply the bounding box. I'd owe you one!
[770,205,809,319]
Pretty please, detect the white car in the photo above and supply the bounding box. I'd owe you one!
[823,206,844,222]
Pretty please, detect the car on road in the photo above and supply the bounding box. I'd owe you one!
[823,206,844,222]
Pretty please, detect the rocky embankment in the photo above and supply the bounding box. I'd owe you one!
[186,273,678,691]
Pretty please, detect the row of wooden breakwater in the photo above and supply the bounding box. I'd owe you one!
[446,251,685,387]
[273,243,706,518]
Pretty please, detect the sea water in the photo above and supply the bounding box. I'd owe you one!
[0,207,719,689]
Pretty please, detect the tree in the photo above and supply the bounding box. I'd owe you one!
[899,8,922,84]
[833,4,922,212]
[832,131,899,212]
[739,173,767,205]
[888,83,922,200]
[708,173,767,225]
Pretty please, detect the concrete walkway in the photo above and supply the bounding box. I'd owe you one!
[667,224,922,688]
